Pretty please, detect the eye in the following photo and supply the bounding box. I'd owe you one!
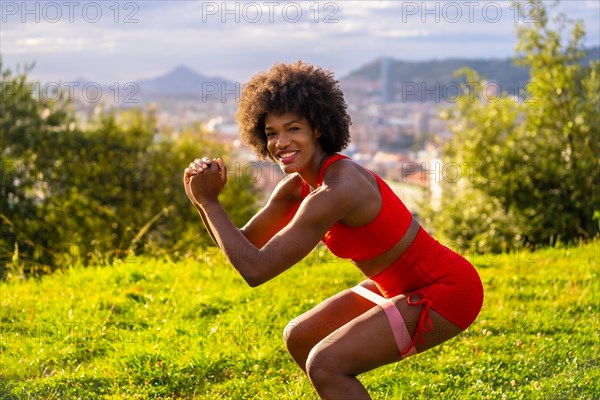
[289,126,299,132]
[265,131,276,138]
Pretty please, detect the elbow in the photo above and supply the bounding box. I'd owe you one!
[242,259,289,287]
[234,250,271,288]
[242,264,276,287]
[238,265,265,287]
[243,274,265,288]
[246,279,262,288]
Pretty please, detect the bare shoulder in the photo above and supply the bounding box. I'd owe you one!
[314,158,381,224]
[320,158,376,196]
[269,172,304,205]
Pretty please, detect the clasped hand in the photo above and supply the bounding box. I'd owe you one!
[183,157,227,206]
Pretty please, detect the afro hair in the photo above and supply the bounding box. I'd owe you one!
[236,61,352,159]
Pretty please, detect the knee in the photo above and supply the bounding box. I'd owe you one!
[305,345,335,384]
[283,320,307,353]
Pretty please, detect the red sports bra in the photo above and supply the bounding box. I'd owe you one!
[300,154,413,262]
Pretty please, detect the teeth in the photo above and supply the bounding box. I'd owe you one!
[280,151,297,158]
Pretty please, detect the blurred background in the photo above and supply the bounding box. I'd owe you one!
[2,0,599,276]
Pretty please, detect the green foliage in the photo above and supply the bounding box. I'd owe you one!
[0,240,598,398]
[425,0,600,250]
[1,62,259,277]
[422,186,527,253]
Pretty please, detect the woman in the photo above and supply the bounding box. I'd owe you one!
[183,61,484,399]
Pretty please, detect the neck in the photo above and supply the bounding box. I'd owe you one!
[301,151,329,189]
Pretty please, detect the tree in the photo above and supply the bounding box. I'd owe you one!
[423,0,600,251]
[1,62,259,277]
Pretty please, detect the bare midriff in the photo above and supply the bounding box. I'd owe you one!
[353,217,421,278]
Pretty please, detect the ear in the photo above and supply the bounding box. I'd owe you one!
[314,129,321,138]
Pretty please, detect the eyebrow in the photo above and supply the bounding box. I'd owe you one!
[264,119,302,130]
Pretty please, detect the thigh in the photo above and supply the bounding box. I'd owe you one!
[285,279,382,346]
[307,294,463,376]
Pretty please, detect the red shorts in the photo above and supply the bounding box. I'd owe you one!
[369,227,484,352]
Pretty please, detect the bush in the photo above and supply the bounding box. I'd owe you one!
[424,0,600,249]
[0,62,259,277]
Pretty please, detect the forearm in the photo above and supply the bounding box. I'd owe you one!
[194,203,220,247]
[200,200,266,286]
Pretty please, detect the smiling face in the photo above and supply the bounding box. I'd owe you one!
[264,111,324,177]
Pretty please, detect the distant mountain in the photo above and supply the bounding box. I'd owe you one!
[136,65,237,97]
[344,57,528,83]
[343,46,600,101]
[582,46,600,65]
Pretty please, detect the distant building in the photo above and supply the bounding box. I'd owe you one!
[414,112,429,137]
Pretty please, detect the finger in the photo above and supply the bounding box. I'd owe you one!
[191,161,209,172]
[189,162,200,172]
[184,167,197,176]
[217,158,227,182]
[183,168,194,184]
[195,158,212,165]
[207,161,219,173]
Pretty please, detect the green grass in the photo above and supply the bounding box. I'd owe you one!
[1,240,598,399]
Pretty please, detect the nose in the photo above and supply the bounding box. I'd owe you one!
[275,132,291,148]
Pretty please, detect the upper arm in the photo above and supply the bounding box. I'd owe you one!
[240,173,304,248]
[252,181,355,283]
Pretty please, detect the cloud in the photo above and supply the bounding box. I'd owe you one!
[2,0,598,83]
[373,29,431,39]
[14,36,88,52]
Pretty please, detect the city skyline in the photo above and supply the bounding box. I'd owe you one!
[2,1,599,85]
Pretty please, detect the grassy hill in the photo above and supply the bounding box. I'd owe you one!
[1,239,598,399]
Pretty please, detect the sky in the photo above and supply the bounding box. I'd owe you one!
[2,0,599,85]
